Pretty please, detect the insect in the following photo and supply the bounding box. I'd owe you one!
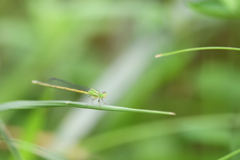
[32,78,107,104]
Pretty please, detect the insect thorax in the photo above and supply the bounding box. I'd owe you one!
[88,88,99,96]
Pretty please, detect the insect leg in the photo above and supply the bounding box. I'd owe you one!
[92,98,97,104]
[85,95,92,107]
[91,98,98,108]
[98,98,103,109]
[101,98,106,105]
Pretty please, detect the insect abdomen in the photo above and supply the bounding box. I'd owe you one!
[32,80,89,94]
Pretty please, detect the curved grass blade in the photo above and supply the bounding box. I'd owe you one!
[0,138,67,160]
[0,101,175,115]
[218,148,240,160]
[155,47,240,58]
[20,110,45,160]
[82,114,239,152]
[0,119,24,160]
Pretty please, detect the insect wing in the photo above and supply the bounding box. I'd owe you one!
[48,78,90,92]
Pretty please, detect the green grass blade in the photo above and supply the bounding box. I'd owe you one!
[0,119,24,160]
[0,101,175,115]
[20,110,45,160]
[155,47,240,58]
[0,138,67,160]
[218,148,240,160]
[82,114,238,152]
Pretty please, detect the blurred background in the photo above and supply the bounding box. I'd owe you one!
[1,0,240,160]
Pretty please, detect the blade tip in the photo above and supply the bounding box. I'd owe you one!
[155,54,162,58]
[32,80,38,84]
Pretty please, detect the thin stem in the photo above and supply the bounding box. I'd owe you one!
[155,47,240,58]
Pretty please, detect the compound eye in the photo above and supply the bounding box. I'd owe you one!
[102,92,107,97]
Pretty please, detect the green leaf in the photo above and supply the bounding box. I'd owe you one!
[0,101,175,115]
[188,0,235,18]
[220,0,240,15]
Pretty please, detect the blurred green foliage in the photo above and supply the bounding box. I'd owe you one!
[0,0,240,160]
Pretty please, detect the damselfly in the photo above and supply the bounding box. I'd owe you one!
[32,78,107,104]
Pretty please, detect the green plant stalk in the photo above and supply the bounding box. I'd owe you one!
[0,101,175,115]
[155,47,240,58]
